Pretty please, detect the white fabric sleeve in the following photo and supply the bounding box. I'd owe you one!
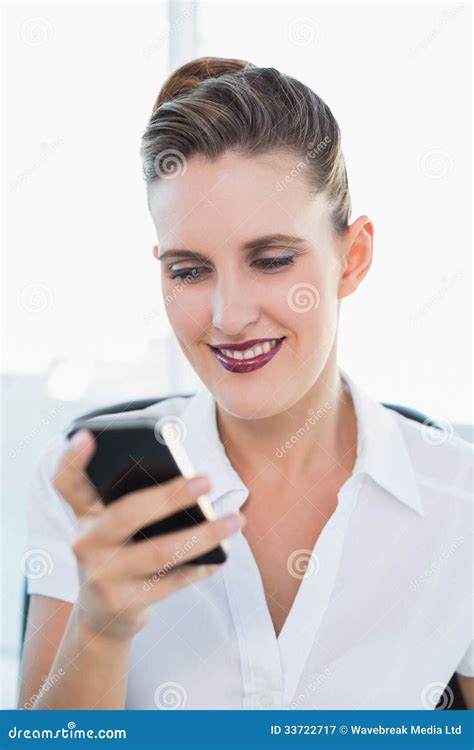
[456,639,474,678]
[24,433,80,604]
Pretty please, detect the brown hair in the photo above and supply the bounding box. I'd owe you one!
[140,56,351,236]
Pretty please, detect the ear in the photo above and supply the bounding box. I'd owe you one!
[338,216,374,300]
[152,244,159,260]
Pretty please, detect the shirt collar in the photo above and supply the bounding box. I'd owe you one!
[339,367,425,517]
[179,387,248,506]
[177,367,425,517]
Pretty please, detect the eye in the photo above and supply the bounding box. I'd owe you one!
[252,256,295,272]
[167,266,210,283]
[166,254,296,283]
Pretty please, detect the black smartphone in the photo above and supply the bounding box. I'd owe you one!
[65,415,228,565]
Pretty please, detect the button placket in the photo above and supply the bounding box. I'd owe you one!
[220,493,284,710]
[278,475,363,707]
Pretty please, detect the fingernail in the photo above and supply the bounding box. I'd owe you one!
[186,475,210,495]
[70,430,88,451]
[223,513,245,533]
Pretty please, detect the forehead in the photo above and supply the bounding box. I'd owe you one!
[147,150,330,250]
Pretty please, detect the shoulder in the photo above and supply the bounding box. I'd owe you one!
[141,393,195,419]
[394,410,473,506]
[36,394,196,473]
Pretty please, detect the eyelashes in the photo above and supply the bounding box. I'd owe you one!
[167,255,296,283]
[254,256,295,271]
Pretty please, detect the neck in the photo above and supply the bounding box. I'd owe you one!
[215,359,357,487]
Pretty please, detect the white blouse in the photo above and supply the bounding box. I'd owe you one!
[25,368,473,710]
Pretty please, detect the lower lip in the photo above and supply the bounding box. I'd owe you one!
[209,338,285,373]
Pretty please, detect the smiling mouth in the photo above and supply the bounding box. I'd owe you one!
[208,337,286,373]
[211,338,283,359]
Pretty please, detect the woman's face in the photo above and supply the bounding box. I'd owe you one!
[148,150,367,419]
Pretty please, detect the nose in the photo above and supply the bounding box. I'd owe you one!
[211,273,260,336]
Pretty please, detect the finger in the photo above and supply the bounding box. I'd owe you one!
[91,474,212,546]
[120,512,246,576]
[53,429,102,518]
[138,562,223,604]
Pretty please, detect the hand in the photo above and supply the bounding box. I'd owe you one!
[52,429,245,641]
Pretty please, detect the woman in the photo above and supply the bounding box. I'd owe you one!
[19,57,473,710]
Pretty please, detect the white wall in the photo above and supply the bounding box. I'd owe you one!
[195,0,472,422]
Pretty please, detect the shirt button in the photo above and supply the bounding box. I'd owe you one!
[258,693,274,708]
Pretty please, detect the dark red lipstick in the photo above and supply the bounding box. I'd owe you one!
[208,337,285,374]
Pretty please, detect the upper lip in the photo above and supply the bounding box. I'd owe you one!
[208,337,285,351]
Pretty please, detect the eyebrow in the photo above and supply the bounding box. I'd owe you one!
[157,233,306,262]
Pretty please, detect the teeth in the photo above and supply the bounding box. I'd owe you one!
[217,339,280,360]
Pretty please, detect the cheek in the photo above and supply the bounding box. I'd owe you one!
[278,259,333,320]
[283,269,339,350]
[162,282,209,341]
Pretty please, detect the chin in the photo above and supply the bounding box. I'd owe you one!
[211,384,290,421]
